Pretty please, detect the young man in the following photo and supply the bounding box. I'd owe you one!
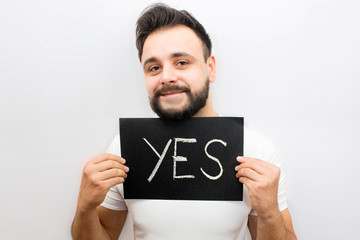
[72,4,297,240]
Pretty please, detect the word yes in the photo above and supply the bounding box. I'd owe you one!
[143,138,227,182]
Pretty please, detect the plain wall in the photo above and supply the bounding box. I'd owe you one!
[1,0,359,239]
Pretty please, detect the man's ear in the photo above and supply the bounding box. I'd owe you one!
[207,55,216,83]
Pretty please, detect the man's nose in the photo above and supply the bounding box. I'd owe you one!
[160,65,177,84]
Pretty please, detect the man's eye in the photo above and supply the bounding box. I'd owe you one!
[149,66,160,72]
[177,60,188,66]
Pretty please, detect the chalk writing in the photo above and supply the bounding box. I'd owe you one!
[143,138,172,182]
[173,138,197,179]
[201,139,227,180]
[144,137,227,182]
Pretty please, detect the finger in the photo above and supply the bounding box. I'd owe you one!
[103,176,126,188]
[91,153,125,165]
[238,176,253,187]
[236,156,245,163]
[236,156,270,175]
[236,156,258,165]
[96,160,129,172]
[98,168,128,181]
[235,157,263,175]
[236,167,261,182]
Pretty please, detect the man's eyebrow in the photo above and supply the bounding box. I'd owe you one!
[143,57,158,70]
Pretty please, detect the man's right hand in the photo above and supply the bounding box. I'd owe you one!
[77,153,129,212]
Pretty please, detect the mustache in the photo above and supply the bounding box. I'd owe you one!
[154,85,190,98]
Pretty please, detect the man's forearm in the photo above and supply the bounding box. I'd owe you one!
[71,208,111,240]
[256,211,297,240]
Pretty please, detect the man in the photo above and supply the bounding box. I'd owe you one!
[72,3,297,240]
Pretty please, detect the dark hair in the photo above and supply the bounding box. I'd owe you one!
[136,3,212,62]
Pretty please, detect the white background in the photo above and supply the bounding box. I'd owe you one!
[1,0,359,239]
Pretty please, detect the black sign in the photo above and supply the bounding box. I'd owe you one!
[120,117,244,201]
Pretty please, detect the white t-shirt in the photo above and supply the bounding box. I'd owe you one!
[101,127,288,240]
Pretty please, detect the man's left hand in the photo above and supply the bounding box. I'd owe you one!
[235,156,280,219]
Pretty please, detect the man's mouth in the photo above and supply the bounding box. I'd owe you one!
[161,91,184,97]
[154,85,190,98]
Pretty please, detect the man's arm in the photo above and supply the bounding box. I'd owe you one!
[248,209,297,240]
[97,207,128,239]
[236,157,297,240]
[71,153,129,240]
[72,206,127,240]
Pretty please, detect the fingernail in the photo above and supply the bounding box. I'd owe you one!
[237,156,243,161]
[124,166,129,172]
[235,165,239,171]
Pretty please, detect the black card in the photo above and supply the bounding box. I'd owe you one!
[120,117,244,201]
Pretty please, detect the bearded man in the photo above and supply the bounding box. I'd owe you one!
[72,3,297,240]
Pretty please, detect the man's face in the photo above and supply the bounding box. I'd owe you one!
[141,25,215,120]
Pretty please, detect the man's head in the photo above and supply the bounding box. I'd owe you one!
[136,4,217,121]
[136,3,212,62]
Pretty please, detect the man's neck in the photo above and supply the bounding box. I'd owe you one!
[193,107,219,118]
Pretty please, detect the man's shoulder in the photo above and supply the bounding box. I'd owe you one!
[244,127,277,162]
[244,127,274,148]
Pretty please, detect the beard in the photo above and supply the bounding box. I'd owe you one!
[150,79,210,121]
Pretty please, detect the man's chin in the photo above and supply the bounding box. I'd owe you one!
[155,107,194,121]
